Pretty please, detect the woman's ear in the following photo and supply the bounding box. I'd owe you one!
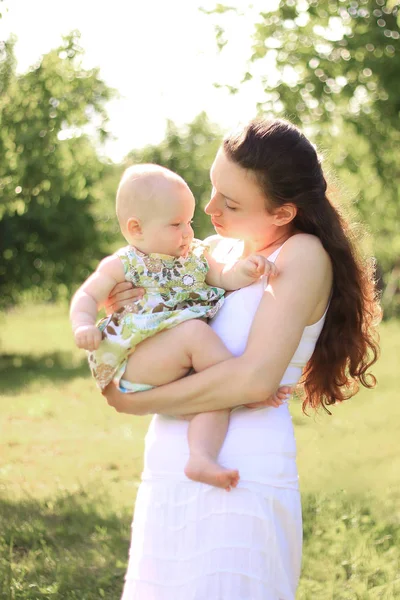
[127,217,142,236]
[273,203,297,226]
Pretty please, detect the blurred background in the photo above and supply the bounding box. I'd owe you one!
[1,1,399,598]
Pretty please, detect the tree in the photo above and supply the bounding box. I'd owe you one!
[0,32,115,308]
[125,113,223,240]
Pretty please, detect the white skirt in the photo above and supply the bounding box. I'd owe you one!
[121,478,302,600]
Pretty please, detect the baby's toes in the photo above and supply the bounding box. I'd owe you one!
[231,471,240,488]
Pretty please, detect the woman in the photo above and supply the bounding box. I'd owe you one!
[103,118,380,599]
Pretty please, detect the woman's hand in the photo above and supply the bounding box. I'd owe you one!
[102,282,144,315]
[102,382,147,415]
[244,385,293,409]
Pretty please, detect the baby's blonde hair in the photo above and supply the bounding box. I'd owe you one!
[116,164,185,238]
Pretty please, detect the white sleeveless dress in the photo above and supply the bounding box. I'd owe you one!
[121,239,328,600]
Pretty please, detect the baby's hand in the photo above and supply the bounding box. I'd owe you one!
[74,325,102,351]
[242,254,278,281]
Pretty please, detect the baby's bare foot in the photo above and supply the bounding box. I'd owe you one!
[184,455,240,491]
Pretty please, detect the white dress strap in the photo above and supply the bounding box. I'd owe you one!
[267,238,293,263]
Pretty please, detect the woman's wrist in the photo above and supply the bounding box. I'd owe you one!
[102,383,150,415]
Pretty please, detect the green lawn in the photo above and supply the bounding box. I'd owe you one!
[1,304,399,599]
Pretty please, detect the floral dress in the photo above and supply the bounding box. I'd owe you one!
[88,239,225,390]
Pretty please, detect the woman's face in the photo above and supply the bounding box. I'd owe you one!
[205,148,276,242]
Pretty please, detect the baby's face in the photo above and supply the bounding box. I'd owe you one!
[140,182,195,258]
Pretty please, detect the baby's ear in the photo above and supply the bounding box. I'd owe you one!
[127,217,142,236]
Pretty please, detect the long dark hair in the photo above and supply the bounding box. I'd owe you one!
[224,118,380,413]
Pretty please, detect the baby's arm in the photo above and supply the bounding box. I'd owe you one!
[70,255,125,351]
[205,251,278,291]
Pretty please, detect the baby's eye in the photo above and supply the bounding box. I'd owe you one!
[171,223,181,227]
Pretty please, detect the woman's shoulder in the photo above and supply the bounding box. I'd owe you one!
[280,233,330,263]
[276,232,332,278]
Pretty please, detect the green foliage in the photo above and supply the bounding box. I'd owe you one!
[0,33,115,308]
[210,0,400,316]
[126,112,223,241]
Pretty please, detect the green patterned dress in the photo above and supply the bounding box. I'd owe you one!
[88,239,225,390]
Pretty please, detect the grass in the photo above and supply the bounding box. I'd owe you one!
[1,491,129,599]
[0,304,399,599]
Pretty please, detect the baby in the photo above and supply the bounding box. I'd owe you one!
[70,164,277,491]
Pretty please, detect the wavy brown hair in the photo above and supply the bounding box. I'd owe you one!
[224,118,380,413]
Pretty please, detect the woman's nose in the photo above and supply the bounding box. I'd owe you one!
[205,194,222,216]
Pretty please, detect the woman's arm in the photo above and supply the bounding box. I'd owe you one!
[103,234,332,416]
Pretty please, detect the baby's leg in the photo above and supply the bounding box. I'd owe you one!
[185,410,239,491]
[123,319,232,386]
[123,320,239,489]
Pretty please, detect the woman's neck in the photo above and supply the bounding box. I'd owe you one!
[241,227,294,257]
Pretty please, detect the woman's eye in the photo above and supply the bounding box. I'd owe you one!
[225,202,236,211]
